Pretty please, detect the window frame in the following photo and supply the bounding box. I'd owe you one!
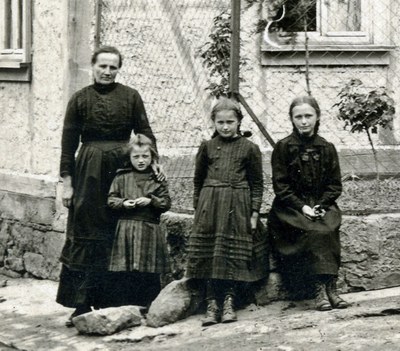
[262,0,393,66]
[0,0,32,81]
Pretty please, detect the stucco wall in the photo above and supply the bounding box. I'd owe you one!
[0,0,399,293]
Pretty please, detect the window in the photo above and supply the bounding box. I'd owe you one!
[262,0,393,66]
[0,0,32,81]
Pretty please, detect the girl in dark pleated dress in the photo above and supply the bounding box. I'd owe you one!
[107,134,171,307]
[269,96,349,311]
[186,98,268,326]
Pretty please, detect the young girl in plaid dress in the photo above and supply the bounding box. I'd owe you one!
[107,134,171,307]
[186,98,268,326]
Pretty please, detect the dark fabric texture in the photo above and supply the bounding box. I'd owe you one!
[60,82,156,178]
[186,135,269,282]
[269,131,342,276]
[108,168,171,273]
[56,265,161,308]
[57,82,157,308]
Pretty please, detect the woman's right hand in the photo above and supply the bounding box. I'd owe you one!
[62,176,74,208]
[302,205,317,221]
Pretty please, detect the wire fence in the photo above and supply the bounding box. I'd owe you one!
[97,0,400,214]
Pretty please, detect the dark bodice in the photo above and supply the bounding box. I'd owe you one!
[193,135,264,211]
[271,132,342,210]
[60,83,156,177]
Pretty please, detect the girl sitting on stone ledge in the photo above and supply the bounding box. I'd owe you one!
[268,96,349,311]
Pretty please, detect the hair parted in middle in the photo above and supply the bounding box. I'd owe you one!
[91,45,123,68]
[128,134,159,163]
[289,95,321,134]
[211,97,244,122]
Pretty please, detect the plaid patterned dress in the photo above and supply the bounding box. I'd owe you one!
[186,135,269,282]
[108,168,171,274]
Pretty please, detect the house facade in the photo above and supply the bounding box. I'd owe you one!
[0,0,399,290]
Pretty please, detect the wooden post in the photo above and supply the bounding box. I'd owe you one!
[229,0,240,98]
[94,0,102,48]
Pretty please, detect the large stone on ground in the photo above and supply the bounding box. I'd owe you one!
[146,278,203,328]
[72,306,143,335]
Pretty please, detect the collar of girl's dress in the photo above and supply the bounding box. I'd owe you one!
[216,134,242,143]
[292,128,317,144]
[93,81,118,93]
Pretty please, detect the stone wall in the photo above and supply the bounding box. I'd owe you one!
[0,0,399,294]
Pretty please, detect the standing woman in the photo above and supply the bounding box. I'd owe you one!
[268,96,349,311]
[57,46,160,325]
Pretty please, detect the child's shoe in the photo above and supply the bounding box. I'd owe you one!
[221,295,237,323]
[315,281,332,311]
[326,278,349,309]
[201,299,220,326]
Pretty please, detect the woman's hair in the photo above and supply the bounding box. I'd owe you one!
[128,134,159,163]
[289,95,321,134]
[210,97,252,137]
[91,46,123,68]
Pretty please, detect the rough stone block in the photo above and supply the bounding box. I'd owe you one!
[23,253,46,278]
[146,278,202,328]
[73,306,143,335]
[4,257,24,272]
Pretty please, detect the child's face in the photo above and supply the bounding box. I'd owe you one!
[130,145,152,171]
[214,110,239,139]
[291,103,319,137]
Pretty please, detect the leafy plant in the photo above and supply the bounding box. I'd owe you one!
[334,79,396,180]
[198,11,232,98]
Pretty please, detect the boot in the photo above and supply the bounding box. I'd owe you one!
[326,278,349,309]
[221,294,237,323]
[65,305,92,327]
[315,281,332,311]
[201,299,220,326]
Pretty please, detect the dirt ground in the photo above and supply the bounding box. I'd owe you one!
[0,276,399,351]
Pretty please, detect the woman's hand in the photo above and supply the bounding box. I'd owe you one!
[135,197,151,207]
[302,205,318,221]
[123,199,136,209]
[151,162,166,182]
[62,176,74,208]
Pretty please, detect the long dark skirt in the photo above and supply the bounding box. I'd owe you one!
[186,186,269,282]
[269,203,342,277]
[57,141,128,308]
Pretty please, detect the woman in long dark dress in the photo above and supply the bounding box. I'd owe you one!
[268,96,349,311]
[56,46,160,325]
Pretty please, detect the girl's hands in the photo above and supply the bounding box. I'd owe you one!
[123,199,136,209]
[62,176,74,208]
[302,205,318,220]
[134,197,151,207]
[313,205,326,219]
[302,205,326,220]
[151,162,166,182]
[123,197,152,208]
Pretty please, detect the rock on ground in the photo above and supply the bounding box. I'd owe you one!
[73,305,143,335]
[146,278,203,328]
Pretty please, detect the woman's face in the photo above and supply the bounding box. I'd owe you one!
[291,103,319,137]
[92,53,120,85]
[130,145,152,171]
[214,110,239,139]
